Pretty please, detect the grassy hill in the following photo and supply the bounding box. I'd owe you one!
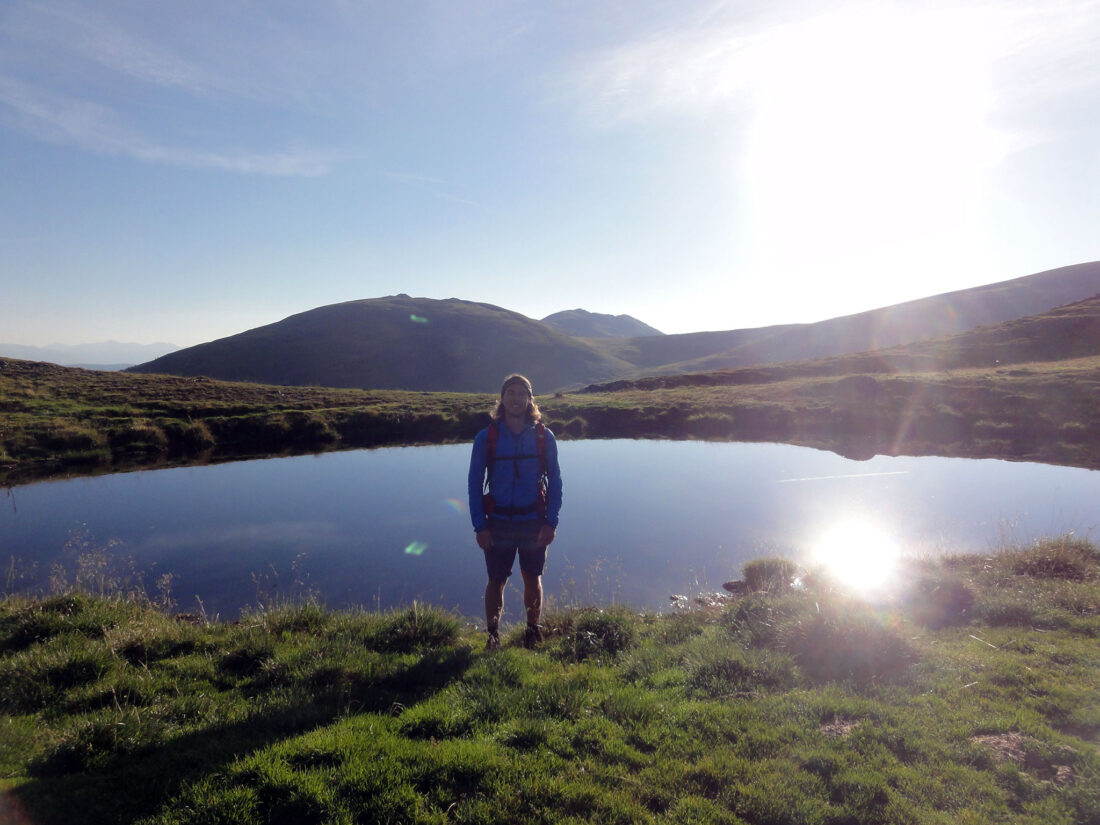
[125,263,1100,393]
[586,261,1100,377]
[580,293,1100,390]
[1,537,1098,824]
[127,296,633,393]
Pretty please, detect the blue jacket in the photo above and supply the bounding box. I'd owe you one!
[468,421,562,532]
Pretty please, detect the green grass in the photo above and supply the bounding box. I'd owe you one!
[0,358,497,484]
[4,350,1099,487]
[2,539,1098,824]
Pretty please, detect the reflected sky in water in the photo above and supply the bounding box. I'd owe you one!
[2,441,1097,621]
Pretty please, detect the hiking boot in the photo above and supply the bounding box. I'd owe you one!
[485,631,501,651]
[523,624,543,649]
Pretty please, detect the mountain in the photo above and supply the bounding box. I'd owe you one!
[580,293,1100,394]
[584,261,1100,377]
[0,341,179,370]
[872,292,1100,369]
[540,309,663,338]
[127,296,632,393]
[127,262,1100,393]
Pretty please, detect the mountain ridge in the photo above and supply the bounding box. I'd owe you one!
[577,292,1100,394]
[540,309,663,338]
[128,296,632,393]
[585,261,1100,377]
[127,261,1100,392]
[0,340,179,369]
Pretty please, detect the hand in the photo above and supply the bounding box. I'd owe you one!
[476,529,493,551]
[538,524,556,547]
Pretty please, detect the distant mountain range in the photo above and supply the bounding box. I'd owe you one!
[0,340,178,370]
[579,292,1100,394]
[540,309,663,338]
[582,260,1100,377]
[120,260,1099,393]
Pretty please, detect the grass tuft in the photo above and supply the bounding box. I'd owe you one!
[550,606,638,662]
[689,648,798,697]
[783,601,916,685]
[742,557,799,593]
[1010,536,1099,581]
[218,640,276,678]
[362,603,462,653]
[903,568,976,628]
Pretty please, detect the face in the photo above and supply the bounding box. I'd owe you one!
[502,383,531,416]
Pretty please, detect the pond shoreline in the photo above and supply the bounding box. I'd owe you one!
[3,355,1098,487]
[7,438,1099,626]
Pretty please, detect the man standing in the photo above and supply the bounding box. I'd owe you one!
[468,374,562,649]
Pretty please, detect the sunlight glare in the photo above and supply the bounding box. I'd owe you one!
[740,4,1007,316]
[811,520,901,595]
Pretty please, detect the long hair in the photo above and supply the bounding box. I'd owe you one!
[491,374,542,423]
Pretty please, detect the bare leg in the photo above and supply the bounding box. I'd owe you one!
[485,578,506,633]
[521,570,543,627]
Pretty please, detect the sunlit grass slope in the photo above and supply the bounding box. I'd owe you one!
[2,538,1098,824]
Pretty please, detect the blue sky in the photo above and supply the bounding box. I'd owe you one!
[2,0,1098,347]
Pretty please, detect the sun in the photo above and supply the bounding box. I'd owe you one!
[739,3,1006,318]
[809,520,902,595]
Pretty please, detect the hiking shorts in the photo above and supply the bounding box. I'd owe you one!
[483,518,547,581]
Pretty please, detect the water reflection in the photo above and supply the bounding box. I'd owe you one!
[2,441,1097,619]
[809,520,902,596]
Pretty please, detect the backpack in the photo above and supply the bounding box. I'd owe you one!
[482,420,548,519]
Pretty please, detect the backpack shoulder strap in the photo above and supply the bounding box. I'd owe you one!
[486,421,499,465]
[534,422,547,474]
[482,421,499,495]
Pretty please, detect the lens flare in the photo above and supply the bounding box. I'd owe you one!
[444,498,465,514]
[409,314,429,324]
[404,541,428,556]
[810,520,900,594]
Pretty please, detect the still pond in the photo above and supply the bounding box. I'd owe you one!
[3,440,1098,622]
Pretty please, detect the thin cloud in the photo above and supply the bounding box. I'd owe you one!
[2,0,444,110]
[0,75,333,176]
[4,0,318,103]
[383,171,480,207]
[10,2,227,97]
[553,0,774,126]
[138,145,334,177]
[983,1,1100,118]
[561,24,757,125]
[560,0,1100,142]
[0,0,554,181]
[0,0,345,174]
